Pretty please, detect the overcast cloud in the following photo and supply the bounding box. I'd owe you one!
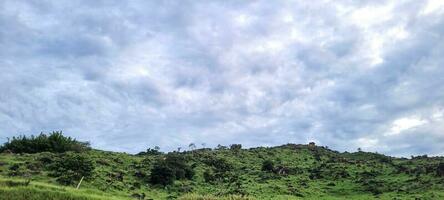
[1,0,444,156]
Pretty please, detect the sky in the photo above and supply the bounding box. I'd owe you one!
[1,0,444,157]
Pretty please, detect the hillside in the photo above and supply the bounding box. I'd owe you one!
[1,141,444,199]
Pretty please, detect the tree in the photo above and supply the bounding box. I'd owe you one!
[262,160,275,172]
[437,162,444,177]
[136,147,162,156]
[149,154,194,186]
[216,144,227,150]
[203,156,234,183]
[150,164,175,186]
[188,143,196,150]
[230,144,242,151]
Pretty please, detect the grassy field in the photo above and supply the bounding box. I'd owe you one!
[1,143,443,199]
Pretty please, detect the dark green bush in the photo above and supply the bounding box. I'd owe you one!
[202,156,234,183]
[48,152,95,185]
[261,160,275,172]
[203,169,216,183]
[136,146,163,156]
[150,164,175,186]
[8,164,22,176]
[0,131,90,154]
[149,154,194,186]
[437,162,444,177]
[230,144,242,151]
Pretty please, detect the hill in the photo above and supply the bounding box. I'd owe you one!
[1,135,444,199]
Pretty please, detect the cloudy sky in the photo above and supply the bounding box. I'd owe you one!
[1,0,444,156]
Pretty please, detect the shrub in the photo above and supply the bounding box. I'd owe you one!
[203,157,233,174]
[149,154,194,186]
[230,144,242,151]
[203,157,234,183]
[150,164,175,186]
[8,164,22,176]
[261,160,275,172]
[437,162,444,177]
[48,152,95,185]
[0,131,90,154]
[136,146,163,156]
[203,169,216,183]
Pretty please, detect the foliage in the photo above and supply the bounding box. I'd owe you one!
[437,162,444,177]
[0,131,90,154]
[1,136,444,199]
[229,144,242,151]
[48,152,95,185]
[0,178,128,200]
[149,153,194,186]
[261,160,274,172]
[202,156,234,183]
[136,146,162,156]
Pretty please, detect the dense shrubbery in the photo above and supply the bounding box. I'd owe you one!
[136,146,163,156]
[437,162,444,177]
[48,152,95,185]
[229,144,242,151]
[203,156,234,183]
[0,131,90,153]
[261,160,274,172]
[149,154,194,186]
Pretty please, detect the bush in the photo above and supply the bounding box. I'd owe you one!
[437,162,444,177]
[8,164,22,177]
[203,157,234,183]
[48,152,95,185]
[261,160,275,172]
[203,157,233,174]
[149,154,194,186]
[203,169,216,183]
[0,131,90,154]
[136,146,162,156]
[150,164,176,186]
[230,144,242,151]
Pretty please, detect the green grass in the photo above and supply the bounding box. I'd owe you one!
[0,178,130,200]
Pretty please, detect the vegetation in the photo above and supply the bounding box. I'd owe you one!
[149,154,194,186]
[48,152,95,185]
[1,133,444,199]
[0,131,90,154]
[136,146,162,156]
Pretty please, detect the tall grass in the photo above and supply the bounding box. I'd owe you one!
[0,178,128,200]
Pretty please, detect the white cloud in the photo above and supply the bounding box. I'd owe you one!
[422,0,444,15]
[0,0,444,156]
[388,117,428,135]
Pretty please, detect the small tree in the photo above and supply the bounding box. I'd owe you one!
[49,152,95,185]
[230,144,242,151]
[203,156,234,183]
[150,164,175,186]
[437,162,444,177]
[136,147,162,156]
[262,160,275,172]
[188,143,196,150]
[149,154,194,186]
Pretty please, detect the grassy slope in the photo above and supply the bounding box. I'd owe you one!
[0,144,443,200]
